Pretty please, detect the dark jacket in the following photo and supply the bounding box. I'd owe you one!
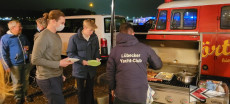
[67,28,100,78]
[106,33,162,103]
[1,31,29,67]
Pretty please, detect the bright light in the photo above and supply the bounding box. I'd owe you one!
[0,17,12,21]
[89,2,93,8]
[133,16,155,25]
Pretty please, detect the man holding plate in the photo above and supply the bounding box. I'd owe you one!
[67,19,100,104]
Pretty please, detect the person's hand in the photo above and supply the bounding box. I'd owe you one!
[24,46,29,51]
[5,68,10,72]
[59,58,73,67]
[96,58,100,62]
[111,90,115,97]
[82,60,88,66]
[62,75,66,82]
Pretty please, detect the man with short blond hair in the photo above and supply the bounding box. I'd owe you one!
[67,19,100,104]
[1,20,30,104]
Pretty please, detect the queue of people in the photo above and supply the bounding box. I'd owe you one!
[0,9,162,104]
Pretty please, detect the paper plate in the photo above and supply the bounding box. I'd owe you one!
[88,60,101,66]
[67,58,79,63]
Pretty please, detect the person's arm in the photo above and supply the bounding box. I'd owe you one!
[106,51,116,90]
[0,40,10,71]
[1,38,12,68]
[66,35,85,64]
[31,34,60,68]
[147,47,162,70]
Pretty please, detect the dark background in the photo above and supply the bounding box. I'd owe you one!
[0,0,165,17]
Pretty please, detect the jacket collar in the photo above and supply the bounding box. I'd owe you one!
[7,30,18,37]
[77,28,96,41]
[116,33,139,47]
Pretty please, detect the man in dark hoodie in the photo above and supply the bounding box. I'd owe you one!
[106,23,162,104]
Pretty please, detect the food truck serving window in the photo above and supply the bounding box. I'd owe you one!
[171,9,197,30]
[221,6,230,29]
[156,10,167,30]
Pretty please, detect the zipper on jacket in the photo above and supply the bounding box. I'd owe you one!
[18,36,26,64]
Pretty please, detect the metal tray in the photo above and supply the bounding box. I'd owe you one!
[154,72,174,81]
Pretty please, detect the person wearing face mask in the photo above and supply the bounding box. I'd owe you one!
[24,14,49,99]
[31,10,73,104]
[1,20,30,104]
[34,13,48,41]
[67,19,100,104]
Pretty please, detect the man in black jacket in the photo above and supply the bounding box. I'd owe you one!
[106,23,162,104]
[67,19,100,104]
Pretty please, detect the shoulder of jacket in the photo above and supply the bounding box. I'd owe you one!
[1,34,11,40]
[90,34,98,41]
[70,33,79,40]
[138,42,149,48]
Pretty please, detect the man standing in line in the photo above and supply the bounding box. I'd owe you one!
[31,10,73,104]
[106,23,162,104]
[1,20,30,104]
[67,19,100,104]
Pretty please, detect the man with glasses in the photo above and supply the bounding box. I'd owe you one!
[1,20,30,104]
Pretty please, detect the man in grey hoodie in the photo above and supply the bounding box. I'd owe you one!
[106,23,162,104]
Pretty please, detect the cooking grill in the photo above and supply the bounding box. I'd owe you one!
[144,33,229,103]
[150,75,197,88]
[144,36,201,104]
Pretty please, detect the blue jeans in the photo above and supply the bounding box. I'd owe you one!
[10,64,31,101]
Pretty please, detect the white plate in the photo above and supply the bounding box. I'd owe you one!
[68,58,79,63]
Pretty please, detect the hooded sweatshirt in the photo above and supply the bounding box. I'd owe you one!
[106,33,162,103]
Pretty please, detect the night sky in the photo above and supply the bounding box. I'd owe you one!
[0,0,164,17]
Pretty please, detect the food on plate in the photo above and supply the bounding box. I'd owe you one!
[155,72,174,81]
[147,78,162,82]
[147,71,158,78]
[147,71,162,81]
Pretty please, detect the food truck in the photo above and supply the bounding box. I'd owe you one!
[146,0,230,103]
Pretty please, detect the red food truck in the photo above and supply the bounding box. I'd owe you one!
[146,0,230,103]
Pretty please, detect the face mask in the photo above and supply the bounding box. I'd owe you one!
[56,24,65,31]
[37,27,40,32]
